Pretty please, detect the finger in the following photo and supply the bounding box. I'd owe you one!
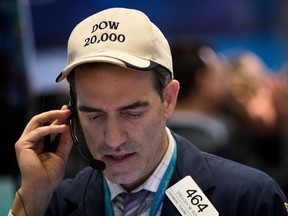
[55,125,73,163]
[22,109,71,137]
[50,105,71,126]
[49,105,72,142]
[18,124,67,151]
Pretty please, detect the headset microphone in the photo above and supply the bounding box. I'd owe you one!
[69,114,106,171]
[89,159,106,171]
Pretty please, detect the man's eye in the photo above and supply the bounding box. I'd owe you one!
[87,113,103,121]
[122,112,144,119]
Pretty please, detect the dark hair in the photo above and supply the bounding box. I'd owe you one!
[153,65,173,101]
[67,63,172,105]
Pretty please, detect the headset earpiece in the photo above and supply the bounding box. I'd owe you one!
[68,99,77,117]
[68,99,80,145]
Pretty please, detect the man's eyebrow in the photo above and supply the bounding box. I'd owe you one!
[78,105,103,113]
[78,101,149,113]
[118,101,149,111]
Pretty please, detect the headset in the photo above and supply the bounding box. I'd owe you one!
[67,99,106,171]
[43,95,105,216]
[43,94,106,171]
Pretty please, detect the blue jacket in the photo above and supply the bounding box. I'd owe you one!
[46,133,288,215]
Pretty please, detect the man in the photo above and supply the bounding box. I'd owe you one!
[10,7,288,216]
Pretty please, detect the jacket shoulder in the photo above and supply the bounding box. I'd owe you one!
[46,167,104,216]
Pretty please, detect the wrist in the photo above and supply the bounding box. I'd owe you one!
[11,186,53,216]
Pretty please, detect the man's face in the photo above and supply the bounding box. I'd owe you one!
[74,63,177,191]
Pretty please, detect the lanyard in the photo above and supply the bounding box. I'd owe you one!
[104,139,177,216]
[103,177,113,216]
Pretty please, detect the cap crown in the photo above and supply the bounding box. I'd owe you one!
[56,7,173,82]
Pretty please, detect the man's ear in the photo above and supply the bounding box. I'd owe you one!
[163,79,180,119]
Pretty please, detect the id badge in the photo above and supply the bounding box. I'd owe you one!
[166,176,219,216]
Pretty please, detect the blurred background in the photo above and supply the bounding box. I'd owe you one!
[1,0,288,214]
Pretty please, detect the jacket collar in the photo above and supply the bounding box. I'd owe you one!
[170,132,216,191]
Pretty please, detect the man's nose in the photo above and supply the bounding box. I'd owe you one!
[103,116,127,149]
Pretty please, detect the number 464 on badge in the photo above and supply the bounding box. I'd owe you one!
[166,176,219,216]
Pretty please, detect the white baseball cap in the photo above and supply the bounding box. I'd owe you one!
[56,7,173,82]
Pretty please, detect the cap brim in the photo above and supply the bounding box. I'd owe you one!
[56,52,158,82]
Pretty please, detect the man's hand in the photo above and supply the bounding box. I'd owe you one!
[11,105,73,216]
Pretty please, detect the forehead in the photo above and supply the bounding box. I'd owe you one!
[74,63,154,82]
[73,63,156,99]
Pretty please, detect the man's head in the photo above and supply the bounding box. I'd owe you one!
[57,8,179,190]
[68,63,178,191]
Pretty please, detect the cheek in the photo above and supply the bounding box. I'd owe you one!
[140,110,167,151]
[81,125,103,157]
[137,117,168,178]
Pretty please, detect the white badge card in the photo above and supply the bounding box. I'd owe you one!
[165,176,219,216]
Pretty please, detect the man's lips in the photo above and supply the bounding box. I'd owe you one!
[105,153,135,161]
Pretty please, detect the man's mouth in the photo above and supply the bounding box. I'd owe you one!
[107,153,135,161]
